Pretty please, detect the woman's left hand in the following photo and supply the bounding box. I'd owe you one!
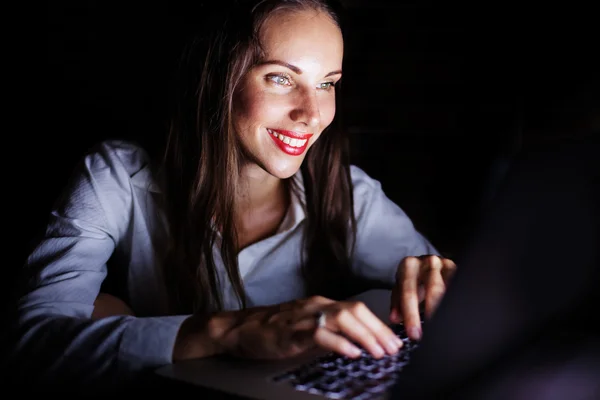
[390,255,457,340]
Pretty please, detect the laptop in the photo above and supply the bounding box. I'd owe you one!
[156,135,599,400]
[156,288,414,399]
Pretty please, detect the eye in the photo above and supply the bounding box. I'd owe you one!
[318,82,335,91]
[266,74,292,86]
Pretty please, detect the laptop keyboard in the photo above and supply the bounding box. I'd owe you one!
[272,324,419,399]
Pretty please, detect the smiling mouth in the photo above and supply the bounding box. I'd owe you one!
[267,128,309,147]
[267,128,313,156]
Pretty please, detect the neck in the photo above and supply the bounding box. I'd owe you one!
[236,163,287,213]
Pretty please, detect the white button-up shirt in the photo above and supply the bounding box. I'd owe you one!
[12,140,438,384]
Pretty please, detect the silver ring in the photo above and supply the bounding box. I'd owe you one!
[316,311,326,328]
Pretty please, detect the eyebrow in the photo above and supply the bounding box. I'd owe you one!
[258,59,342,77]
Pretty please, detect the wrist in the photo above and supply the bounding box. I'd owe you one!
[172,312,236,362]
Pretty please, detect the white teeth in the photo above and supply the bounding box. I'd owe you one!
[268,129,308,148]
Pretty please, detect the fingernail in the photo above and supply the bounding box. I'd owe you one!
[373,344,385,358]
[394,336,404,347]
[348,345,362,357]
[387,339,400,353]
[408,326,422,340]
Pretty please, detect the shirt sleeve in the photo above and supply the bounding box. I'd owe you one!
[350,165,440,287]
[8,141,189,388]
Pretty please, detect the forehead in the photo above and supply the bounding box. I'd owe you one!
[259,9,343,69]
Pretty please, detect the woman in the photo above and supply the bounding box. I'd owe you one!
[10,0,455,389]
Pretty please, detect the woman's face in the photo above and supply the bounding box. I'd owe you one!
[234,8,344,179]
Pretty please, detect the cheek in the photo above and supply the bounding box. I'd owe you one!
[235,91,265,132]
[237,91,285,132]
[320,96,337,128]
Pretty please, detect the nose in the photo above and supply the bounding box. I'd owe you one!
[289,89,320,130]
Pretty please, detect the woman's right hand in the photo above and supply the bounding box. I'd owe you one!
[174,296,404,362]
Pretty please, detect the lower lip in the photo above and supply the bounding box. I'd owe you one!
[268,130,312,156]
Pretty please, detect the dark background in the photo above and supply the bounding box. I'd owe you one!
[10,1,598,288]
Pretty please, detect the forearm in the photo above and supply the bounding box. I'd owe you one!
[11,310,188,387]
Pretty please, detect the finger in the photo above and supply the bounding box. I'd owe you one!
[390,283,402,323]
[267,297,338,357]
[424,262,446,319]
[320,309,385,358]
[268,309,326,358]
[401,256,422,340]
[391,259,409,323]
[313,325,363,358]
[350,302,404,354]
[441,258,458,285]
[285,319,322,357]
[418,285,426,303]
[274,312,324,358]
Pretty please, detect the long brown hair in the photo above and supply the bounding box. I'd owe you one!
[160,0,357,316]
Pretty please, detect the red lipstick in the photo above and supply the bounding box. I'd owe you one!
[267,128,313,156]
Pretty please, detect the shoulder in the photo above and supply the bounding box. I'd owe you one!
[349,164,383,199]
[58,139,155,210]
[349,164,411,224]
[83,139,151,177]
[55,140,156,238]
[77,139,158,191]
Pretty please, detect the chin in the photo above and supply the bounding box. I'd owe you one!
[264,158,304,180]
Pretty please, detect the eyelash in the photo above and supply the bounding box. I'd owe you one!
[266,74,336,91]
